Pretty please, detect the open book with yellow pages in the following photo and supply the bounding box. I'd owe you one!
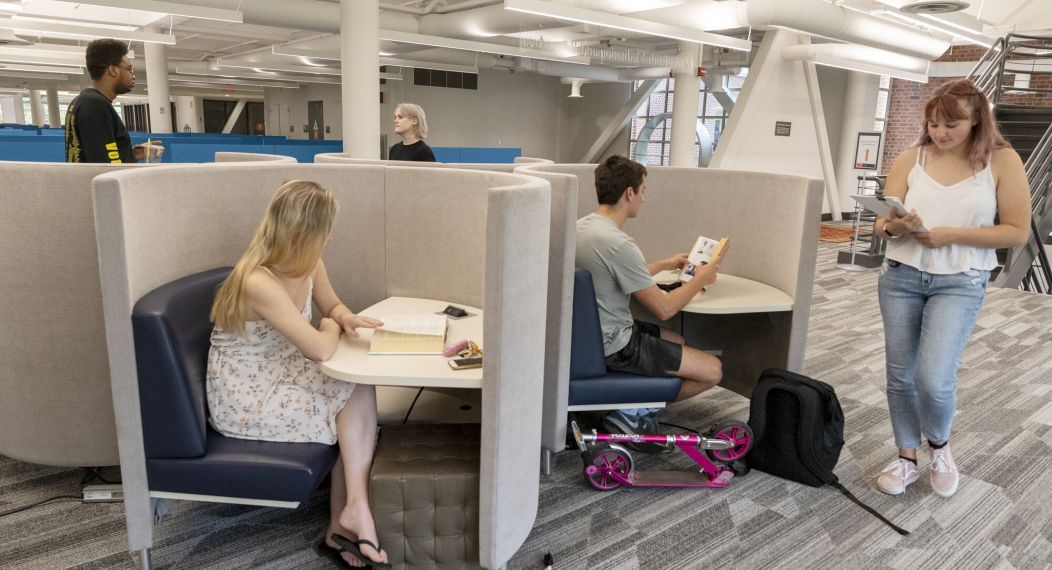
[678,236,729,283]
[368,314,448,355]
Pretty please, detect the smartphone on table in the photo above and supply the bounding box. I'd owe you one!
[448,357,482,370]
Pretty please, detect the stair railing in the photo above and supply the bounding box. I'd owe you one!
[967,36,1007,103]
[995,119,1052,293]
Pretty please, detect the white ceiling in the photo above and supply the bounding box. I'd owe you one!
[0,0,1049,101]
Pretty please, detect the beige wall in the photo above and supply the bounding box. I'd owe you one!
[263,68,634,162]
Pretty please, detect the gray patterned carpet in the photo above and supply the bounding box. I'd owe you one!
[3,243,1052,569]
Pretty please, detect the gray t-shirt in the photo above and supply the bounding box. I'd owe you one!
[575,213,654,355]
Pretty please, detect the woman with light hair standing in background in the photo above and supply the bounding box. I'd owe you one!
[389,102,436,162]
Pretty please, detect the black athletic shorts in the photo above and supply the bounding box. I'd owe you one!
[604,321,683,378]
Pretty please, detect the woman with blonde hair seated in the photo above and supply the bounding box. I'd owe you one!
[208,180,390,568]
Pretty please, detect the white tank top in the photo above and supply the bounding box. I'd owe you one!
[885,145,998,274]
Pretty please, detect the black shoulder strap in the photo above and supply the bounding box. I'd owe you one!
[831,481,910,536]
[781,373,910,536]
[747,375,777,439]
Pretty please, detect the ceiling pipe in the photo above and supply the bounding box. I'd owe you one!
[380,0,506,15]
[379,0,448,15]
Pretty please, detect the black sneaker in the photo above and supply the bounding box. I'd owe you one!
[601,410,668,454]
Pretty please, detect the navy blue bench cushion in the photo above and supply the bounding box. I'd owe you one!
[133,267,231,459]
[147,426,338,504]
[569,270,683,406]
[569,271,608,380]
[568,372,682,407]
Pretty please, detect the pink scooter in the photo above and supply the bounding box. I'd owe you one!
[571,419,753,490]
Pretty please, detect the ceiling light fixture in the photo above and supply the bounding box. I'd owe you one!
[872,9,994,48]
[378,29,590,64]
[379,57,478,74]
[503,0,752,52]
[52,0,243,23]
[0,19,176,45]
[0,0,28,13]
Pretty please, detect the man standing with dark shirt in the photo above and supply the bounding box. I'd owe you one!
[65,39,155,163]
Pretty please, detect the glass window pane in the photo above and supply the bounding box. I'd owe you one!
[875,90,889,119]
[874,120,885,131]
[879,75,891,89]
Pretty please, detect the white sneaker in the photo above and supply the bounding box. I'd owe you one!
[876,457,919,495]
[929,445,959,497]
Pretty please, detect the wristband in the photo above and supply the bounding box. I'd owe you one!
[882,221,900,239]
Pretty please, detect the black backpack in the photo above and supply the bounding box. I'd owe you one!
[746,368,908,535]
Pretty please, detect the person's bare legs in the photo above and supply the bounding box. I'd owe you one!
[325,384,389,566]
[326,456,364,567]
[658,328,721,400]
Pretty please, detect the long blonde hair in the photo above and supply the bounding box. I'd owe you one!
[212,180,338,335]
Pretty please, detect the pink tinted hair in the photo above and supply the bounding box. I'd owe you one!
[915,78,1009,171]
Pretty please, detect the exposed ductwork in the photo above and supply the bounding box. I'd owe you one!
[173,0,950,80]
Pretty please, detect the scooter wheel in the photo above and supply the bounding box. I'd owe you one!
[706,421,754,464]
[585,446,632,491]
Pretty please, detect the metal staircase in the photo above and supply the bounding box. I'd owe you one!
[968,33,1052,294]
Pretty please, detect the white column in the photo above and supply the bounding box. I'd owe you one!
[29,89,44,127]
[46,87,61,128]
[13,94,26,124]
[341,0,380,157]
[1,96,16,123]
[144,27,173,133]
[175,95,202,132]
[834,71,881,214]
[669,42,701,167]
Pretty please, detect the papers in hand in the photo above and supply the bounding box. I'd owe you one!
[368,315,448,355]
[851,195,928,232]
[679,236,729,283]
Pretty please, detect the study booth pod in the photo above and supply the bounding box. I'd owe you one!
[515,163,823,467]
[314,152,551,173]
[0,153,310,469]
[92,163,550,569]
[0,160,158,468]
[317,155,578,477]
[214,151,297,163]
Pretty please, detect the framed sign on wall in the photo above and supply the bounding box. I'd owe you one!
[855,132,882,170]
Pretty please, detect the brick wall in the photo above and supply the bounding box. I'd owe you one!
[881,45,1052,173]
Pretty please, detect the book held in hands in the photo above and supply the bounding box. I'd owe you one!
[368,314,448,354]
[679,235,729,283]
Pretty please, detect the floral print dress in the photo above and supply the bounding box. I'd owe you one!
[206,277,355,445]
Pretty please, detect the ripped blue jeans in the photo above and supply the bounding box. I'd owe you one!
[877,260,988,449]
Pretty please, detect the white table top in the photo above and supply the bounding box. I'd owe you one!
[654,271,793,314]
[321,297,483,389]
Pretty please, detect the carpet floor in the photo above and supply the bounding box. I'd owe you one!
[3,243,1052,569]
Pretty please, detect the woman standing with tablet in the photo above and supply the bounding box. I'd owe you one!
[874,79,1031,498]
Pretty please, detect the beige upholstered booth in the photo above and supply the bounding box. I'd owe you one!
[0,161,155,468]
[509,167,579,475]
[314,153,547,172]
[513,156,554,165]
[214,152,297,163]
[93,163,550,569]
[515,163,823,470]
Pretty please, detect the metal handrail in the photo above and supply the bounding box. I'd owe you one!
[968,36,1006,102]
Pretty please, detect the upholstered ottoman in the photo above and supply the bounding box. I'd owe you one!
[370,423,481,569]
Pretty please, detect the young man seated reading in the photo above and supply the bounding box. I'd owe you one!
[575,155,724,452]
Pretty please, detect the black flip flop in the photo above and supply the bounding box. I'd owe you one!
[331,533,392,569]
[314,534,355,568]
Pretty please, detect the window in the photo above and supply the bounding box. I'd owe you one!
[874,75,891,132]
[628,68,748,167]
